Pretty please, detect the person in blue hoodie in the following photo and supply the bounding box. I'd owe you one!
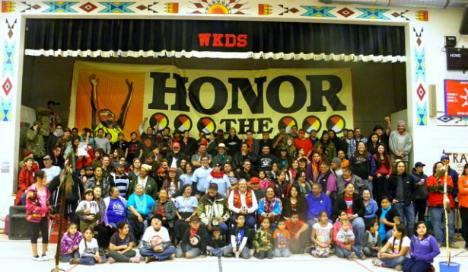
[305,183,332,226]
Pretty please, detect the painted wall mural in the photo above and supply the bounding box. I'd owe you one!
[1,0,429,21]
[412,26,428,126]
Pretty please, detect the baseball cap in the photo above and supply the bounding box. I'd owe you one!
[218,143,226,148]
[440,154,449,161]
[43,155,51,160]
[414,162,426,168]
[208,183,218,190]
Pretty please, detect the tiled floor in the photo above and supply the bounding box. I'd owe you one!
[1,235,466,272]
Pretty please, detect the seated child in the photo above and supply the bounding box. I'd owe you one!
[253,217,274,259]
[372,224,410,270]
[227,214,252,259]
[273,219,291,257]
[285,212,309,254]
[363,221,379,257]
[207,226,230,257]
[107,222,140,263]
[72,228,105,265]
[176,216,208,259]
[139,215,177,263]
[59,223,82,262]
[76,189,100,231]
[311,211,333,257]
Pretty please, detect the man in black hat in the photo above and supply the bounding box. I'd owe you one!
[411,162,428,222]
[197,182,230,233]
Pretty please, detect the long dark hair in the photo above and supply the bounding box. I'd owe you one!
[414,221,430,238]
[34,170,46,183]
[463,163,468,176]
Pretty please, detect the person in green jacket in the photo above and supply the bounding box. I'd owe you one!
[26,122,46,160]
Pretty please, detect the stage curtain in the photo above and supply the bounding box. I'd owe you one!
[25,19,405,62]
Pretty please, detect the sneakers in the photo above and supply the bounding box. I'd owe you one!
[372,259,383,267]
[107,257,116,264]
[32,256,41,262]
[129,256,141,263]
[40,254,52,261]
[395,264,403,271]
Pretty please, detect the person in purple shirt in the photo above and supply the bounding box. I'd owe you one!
[305,183,332,226]
[403,221,440,272]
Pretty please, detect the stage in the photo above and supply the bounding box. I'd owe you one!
[1,235,467,272]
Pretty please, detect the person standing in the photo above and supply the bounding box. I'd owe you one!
[458,163,468,249]
[192,156,212,196]
[427,162,456,247]
[26,122,46,163]
[388,161,416,236]
[389,121,412,165]
[25,170,52,261]
[411,162,428,222]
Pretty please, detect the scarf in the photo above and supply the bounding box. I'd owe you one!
[211,170,224,179]
[379,205,391,239]
[263,197,276,213]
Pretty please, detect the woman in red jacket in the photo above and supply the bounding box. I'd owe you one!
[16,157,39,205]
[426,162,456,246]
[458,163,468,249]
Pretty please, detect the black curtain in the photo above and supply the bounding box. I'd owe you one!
[25,19,405,56]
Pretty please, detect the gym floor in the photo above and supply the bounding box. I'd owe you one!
[1,235,466,272]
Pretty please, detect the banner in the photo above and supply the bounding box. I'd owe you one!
[445,79,468,117]
[70,62,353,141]
[443,151,468,174]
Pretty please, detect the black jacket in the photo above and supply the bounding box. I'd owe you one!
[334,193,365,219]
[388,173,415,204]
[181,224,209,253]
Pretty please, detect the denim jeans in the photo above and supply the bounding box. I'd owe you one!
[274,248,290,257]
[176,245,202,258]
[224,244,251,259]
[381,256,405,268]
[60,251,79,262]
[429,207,455,244]
[139,245,176,261]
[206,246,231,257]
[335,245,362,258]
[394,202,415,235]
[80,256,97,265]
[351,217,365,251]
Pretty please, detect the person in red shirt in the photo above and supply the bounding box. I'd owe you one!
[427,162,456,246]
[294,130,313,158]
[16,157,39,205]
[285,212,309,254]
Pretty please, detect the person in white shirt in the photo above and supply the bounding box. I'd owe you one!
[139,215,176,263]
[41,155,61,184]
[228,179,258,228]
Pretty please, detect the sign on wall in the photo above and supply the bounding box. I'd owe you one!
[70,62,353,141]
[445,79,468,117]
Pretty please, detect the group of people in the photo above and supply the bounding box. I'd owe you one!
[18,116,468,272]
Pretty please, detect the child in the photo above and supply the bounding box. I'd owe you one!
[76,189,100,231]
[402,221,440,272]
[311,211,333,257]
[253,217,274,259]
[334,219,357,259]
[72,228,104,265]
[207,226,230,257]
[176,216,208,259]
[258,170,272,191]
[273,219,291,257]
[228,214,252,259]
[108,222,140,263]
[286,212,309,254]
[363,221,379,257]
[60,223,82,262]
[372,224,410,270]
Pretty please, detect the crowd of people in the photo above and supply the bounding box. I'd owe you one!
[18,116,468,272]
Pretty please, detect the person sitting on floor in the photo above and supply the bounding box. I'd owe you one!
[226,214,252,259]
[139,215,176,263]
[59,223,82,263]
[253,217,274,259]
[176,215,208,259]
[372,224,410,271]
[206,226,231,257]
[107,222,140,263]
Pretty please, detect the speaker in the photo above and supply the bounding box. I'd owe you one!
[429,84,437,118]
[461,6,468,35]
[8,206,30,240]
